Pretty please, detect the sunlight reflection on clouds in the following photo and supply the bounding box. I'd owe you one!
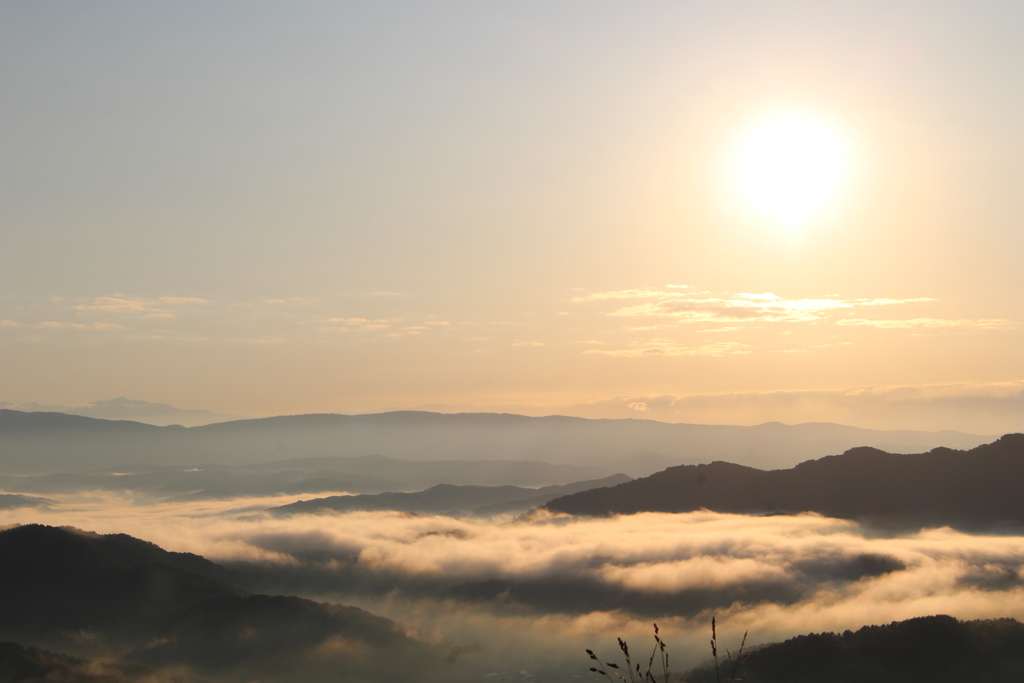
[3,498,1023,670]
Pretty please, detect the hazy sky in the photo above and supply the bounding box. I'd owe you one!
[2,1,1022,430]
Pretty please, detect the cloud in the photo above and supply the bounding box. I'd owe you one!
[424,381,1024,434]
[388,328,426,337]
[598,556,791,592]
[578,381,1024,433]
[5,320,128,331]
[775,341,854,354]
[75,297,153,313]
[584,340,750,357]
[572,286,957,327]
[853,298,936,306]
[837,318,1014,329]
[572,286,693,302]
[74,296,209,317]
[2,499,1023,674]
[608,294,926,324]
[158,297,209,304]
[263,297,315,304]
[70,322,127,330]
[323,317,395,332]
[324,317,456,337]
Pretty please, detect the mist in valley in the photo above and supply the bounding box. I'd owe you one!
[3,487,1023,681]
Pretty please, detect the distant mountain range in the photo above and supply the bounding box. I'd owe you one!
[680,615,1024,683]
[0,397,240,427]
[0,455,614,502]
[545,434,1024,529]
[272,473,631,517]
[0,641,190,683]
[0,409,992,476]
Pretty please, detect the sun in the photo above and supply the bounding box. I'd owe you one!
[731,110,848,229]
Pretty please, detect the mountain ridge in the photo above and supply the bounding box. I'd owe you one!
[0,524,440,681]
[681,614,1024,683]
[0,397,240,427]
[272,473,632,516]
[544,434,1024,529]
[0,408,992,476]
[0,455,614,500]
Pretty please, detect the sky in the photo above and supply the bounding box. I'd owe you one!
[2,1,1022,431]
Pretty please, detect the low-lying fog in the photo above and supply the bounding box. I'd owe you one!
[4,492,1024,677]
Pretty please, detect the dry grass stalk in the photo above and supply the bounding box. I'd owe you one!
[586,623,668,683]
[586,617,746,683]
[711,616,749,683]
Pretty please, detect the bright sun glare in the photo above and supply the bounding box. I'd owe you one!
[733,111,848,229]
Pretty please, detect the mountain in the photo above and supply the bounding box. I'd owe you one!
[129,594,424,681]
[0,641,193,683]
[0,456,613,501]
[681,615,1024,683]
[0,524,236,646]
[545,434,1024,529]
[272,473,632,516]
[0,525,441,682]
[0,467,410,502]
[0,397,240,427]
[240,453,614,487]
[0,409,992,475]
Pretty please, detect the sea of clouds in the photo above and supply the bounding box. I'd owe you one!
[3,493,1024,676]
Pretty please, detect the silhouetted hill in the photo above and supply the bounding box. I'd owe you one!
[128,594,424,679]
[0,525,236,644]
[0,409,991,475]
[546,434,1024,528]
[682,615,1024,683]
[0,641,195,683]
[272,474,631,516]
[0,525,442,682]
